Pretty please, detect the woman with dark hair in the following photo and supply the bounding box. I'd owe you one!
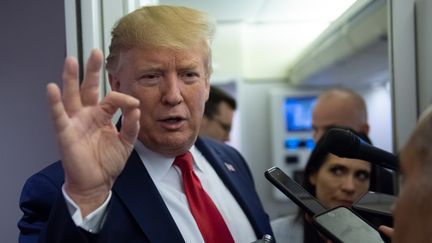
[272,128,374,243]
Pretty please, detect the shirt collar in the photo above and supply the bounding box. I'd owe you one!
[134,140,206,181]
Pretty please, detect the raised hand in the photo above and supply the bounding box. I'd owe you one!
[47,50,140,216]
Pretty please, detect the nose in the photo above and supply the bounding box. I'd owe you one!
[160,74,183,105]
[341,176,356,193]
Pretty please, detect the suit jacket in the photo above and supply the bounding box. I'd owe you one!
[18,137,273,243]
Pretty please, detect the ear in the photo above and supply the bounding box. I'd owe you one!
[199,115,210,134]
[361,123,370,135]
[204,79,210,102]
[108,73,120,92]
[309,173,318,186]
[201,116,209,127]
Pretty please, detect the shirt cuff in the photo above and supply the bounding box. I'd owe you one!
[62,185,111,233]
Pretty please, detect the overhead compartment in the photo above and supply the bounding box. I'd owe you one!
[286,0,388,87]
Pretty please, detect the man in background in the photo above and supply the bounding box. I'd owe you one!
[199,85,237,142]
[311,88,394,194]
[312,88,369,141]
[379,105,432,243]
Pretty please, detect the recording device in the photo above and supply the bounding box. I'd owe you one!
[320,128,399,171]
[265,167,387,243]
[352,191,395,227]
[265,166,326,216]
[313,206,386,243]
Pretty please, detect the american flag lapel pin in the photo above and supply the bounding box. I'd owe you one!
[224,162,236,172]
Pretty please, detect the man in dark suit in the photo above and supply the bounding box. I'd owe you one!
[18,5,273,243]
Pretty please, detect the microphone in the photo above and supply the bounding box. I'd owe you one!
[320,128,399,171]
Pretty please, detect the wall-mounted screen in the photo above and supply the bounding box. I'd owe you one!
[284,96,317,132]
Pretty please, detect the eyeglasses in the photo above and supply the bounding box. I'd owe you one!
[212,117,232,133]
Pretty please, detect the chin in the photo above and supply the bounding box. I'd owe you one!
[334,201,353,208]
[155,133,197,154]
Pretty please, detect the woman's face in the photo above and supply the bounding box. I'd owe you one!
[309,153,371,209]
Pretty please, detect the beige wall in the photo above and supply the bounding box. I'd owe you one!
[212,22,327,81]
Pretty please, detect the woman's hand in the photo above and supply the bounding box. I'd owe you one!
[378,225,394,239]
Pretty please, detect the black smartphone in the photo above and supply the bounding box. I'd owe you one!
[352,191,395,227]
[265,166,327,216]
[313,206,386,243]
[265,167,388,243]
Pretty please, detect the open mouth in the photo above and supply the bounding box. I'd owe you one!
[158,116,186,129]
[162,117,183,123]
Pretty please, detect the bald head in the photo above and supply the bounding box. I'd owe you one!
[400,105,432,172]
[393,106,432,243]
[312,88,369,141]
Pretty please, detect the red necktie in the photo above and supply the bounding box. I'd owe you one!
[174,152,235,243]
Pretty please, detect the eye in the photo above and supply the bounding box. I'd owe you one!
[329,166,347,177]
[355,170,370,182]
[179,71,201,83]
[142,73,159,79]
[137,72,162,86]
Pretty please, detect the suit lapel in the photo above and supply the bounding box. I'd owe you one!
[195,138,264,237]
[110,139,269,240]
[113,150,184,242]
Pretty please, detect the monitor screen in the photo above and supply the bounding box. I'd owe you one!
[284,96,316,132]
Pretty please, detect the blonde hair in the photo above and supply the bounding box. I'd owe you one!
[106,5,216,74]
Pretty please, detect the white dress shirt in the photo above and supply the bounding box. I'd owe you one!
[64,140,256,242]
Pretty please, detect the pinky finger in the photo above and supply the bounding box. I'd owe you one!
[47,83,69,133]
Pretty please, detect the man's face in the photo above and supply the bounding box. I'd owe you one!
[109,46,210,156]
[392,148,432,243]
[200,101,234,142]
[309,154,371,209]
[312,98,367,141]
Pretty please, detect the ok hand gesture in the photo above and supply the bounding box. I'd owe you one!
[47,50,140,216]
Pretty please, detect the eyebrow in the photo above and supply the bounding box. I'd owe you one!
[327,162,371,172]
[177,62,201,70]
[135,65,164,73]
